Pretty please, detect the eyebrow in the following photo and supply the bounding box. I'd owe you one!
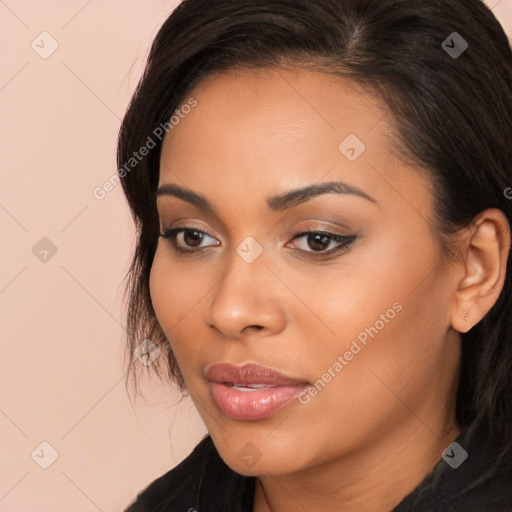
[155,180,376,213]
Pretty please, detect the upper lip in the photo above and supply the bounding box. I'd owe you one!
[205,362,308,387]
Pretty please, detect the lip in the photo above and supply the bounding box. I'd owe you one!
[205,362,309,420]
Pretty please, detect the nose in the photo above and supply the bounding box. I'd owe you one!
[203,249,286,340]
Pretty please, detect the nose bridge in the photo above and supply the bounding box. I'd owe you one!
[204,239,285,337]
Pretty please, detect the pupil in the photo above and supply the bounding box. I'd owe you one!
[184,230,203,247]
[308,233,329,251]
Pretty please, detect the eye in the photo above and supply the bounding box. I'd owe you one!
[159,226,220,254]
[288,229,356,256]
[159,226,356,258]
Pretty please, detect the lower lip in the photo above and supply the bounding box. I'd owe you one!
[209,382,307,421]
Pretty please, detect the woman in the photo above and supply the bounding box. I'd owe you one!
[119,0,512,510]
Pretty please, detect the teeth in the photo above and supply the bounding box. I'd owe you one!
[232,386,269,391]
[228,383,270,391]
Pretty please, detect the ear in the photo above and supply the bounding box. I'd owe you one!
[450,208,511,333]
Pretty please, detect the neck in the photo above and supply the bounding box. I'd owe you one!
[253,415,461,512]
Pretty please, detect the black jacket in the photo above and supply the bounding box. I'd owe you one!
[124,420,512,511]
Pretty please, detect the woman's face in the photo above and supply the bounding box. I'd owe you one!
[150,67,462,476]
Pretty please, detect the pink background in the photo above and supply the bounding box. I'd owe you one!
[1,1,510,510]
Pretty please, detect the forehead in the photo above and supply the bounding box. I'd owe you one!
[164,66,392,154]
[165,68,388,159]
[158,67,427,218]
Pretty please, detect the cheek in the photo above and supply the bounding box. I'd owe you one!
[271,278,454,466]
[150,245,210,319]
[149,248,207,367]
[287,227,452,401]
[149,248,179,327]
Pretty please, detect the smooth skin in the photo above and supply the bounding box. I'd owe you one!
[149,67,510,512]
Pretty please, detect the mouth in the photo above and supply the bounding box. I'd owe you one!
[205,362,309,421]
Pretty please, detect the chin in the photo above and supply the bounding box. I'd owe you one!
[209,427,319,477]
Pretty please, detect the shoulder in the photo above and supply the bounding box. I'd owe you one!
[123,435,214,512]
[123,435,254,512]
[394,420,512,512]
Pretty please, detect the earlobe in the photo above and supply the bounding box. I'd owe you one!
[453,308,472,334]
[450,208,511,334]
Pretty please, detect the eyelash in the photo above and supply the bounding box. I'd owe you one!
[159,226,356,259]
